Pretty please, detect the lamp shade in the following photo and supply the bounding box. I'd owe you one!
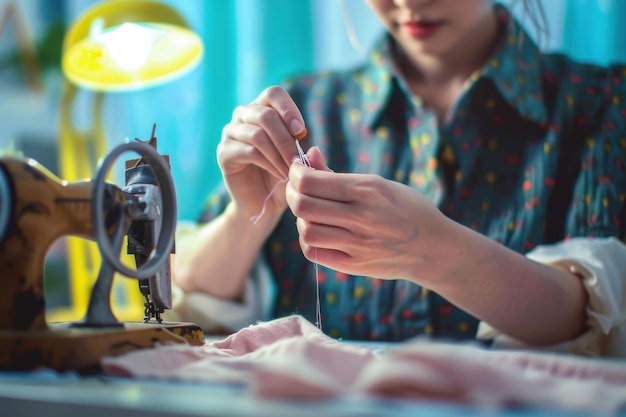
[62,0,203,91]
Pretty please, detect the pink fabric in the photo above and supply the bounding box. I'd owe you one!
[102,315,626,413]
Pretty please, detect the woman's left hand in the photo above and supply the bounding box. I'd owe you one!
[286,147,455,283]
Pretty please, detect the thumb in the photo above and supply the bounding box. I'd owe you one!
[306,146,333,172]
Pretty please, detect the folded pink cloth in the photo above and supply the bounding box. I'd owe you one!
[102,315,626,413]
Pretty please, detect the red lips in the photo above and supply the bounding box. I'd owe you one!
[401,20,443,39]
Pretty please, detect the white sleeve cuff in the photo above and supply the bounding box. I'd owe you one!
[163,221,276,333]
[477,237,626,357]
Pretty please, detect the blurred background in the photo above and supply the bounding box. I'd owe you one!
[1,0,625,320]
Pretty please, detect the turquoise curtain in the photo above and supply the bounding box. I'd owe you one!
[233,0,314,104]
[561,0,626,65]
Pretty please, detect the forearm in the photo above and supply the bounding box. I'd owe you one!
[173,202,281,300]
[430,222,588,346]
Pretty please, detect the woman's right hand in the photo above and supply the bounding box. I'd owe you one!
[218,86,306,223]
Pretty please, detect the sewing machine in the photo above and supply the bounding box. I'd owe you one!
[0,126,204,373]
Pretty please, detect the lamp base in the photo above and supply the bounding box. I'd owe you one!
[0,321,205,373]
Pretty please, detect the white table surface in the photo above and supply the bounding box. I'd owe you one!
[0,371,595,417]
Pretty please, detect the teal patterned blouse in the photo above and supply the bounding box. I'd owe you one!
[199,5,626,342]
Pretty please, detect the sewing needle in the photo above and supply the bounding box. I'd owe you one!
[294,128,311,167]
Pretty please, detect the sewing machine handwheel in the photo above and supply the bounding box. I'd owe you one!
[92,142,176,280]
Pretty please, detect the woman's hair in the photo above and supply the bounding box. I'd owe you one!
[338,0,367,55]
[509,0,549,47]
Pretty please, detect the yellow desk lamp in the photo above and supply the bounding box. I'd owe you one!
[53,0,203,322]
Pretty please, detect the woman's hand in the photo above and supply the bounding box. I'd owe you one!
[286,148,455,283]
[218,86,305,223]
[289,150,589,347]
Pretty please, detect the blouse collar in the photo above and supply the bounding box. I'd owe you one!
[359,3,548,130]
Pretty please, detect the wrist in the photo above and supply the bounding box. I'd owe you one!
[421,219,495,292]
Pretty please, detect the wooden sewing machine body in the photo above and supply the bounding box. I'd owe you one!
[0,150,204,373]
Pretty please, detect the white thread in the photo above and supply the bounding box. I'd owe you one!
[294,144,321,330]
[249,145,322,330]
[250,179,288,224]
[314,248,322,330]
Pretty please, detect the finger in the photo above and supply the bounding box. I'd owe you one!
[254,86,306,136]
[238,103,299,176]
[306,146,333,172]
[298,235,353,272]
[288,163,354,202]
[218,126,284,180]
[252,86,307,165]
[296,217,353,251]
[223,117,289,179]
[286,181,360,229]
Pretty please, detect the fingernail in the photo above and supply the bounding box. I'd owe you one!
[290,119,304,136]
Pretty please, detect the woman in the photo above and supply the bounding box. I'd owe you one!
[170,0,626,356]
